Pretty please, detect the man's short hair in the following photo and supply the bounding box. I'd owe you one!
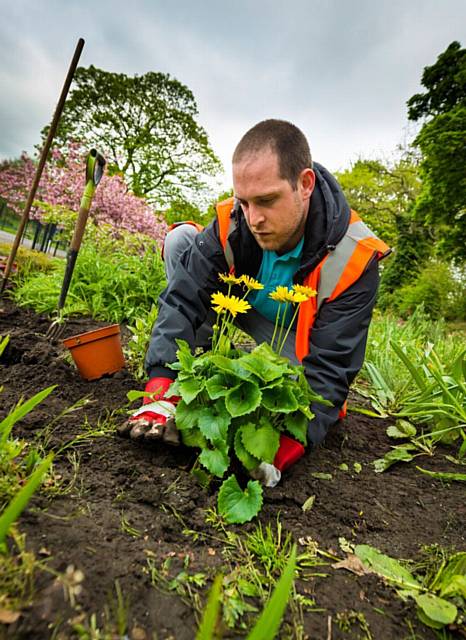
[232,119,313,187]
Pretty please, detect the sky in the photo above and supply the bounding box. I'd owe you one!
[1,0,465,190]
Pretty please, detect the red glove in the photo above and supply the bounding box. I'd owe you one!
[250,435,305,487]
[118,377,180,444]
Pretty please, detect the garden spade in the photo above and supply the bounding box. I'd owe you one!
[46,149,106,340]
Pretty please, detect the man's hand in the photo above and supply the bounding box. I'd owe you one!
[250,435,305,487]
[117,377,180,445]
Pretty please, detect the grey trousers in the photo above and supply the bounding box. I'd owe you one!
[163,224,299,364]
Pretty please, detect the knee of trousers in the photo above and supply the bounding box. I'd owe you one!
[164,224,199,264]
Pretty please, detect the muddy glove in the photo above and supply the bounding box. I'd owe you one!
[250,435,305,487]
[118,377,180,444]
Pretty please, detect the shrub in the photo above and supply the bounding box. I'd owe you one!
[13,229,167,324]
[393,260,466,320]
[0,243,57,284]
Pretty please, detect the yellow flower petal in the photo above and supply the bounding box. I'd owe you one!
[269,286,292,302]
[292,284,317,299]
[219,273,242,285]
[211,291,251,317]
[240,275,264,291]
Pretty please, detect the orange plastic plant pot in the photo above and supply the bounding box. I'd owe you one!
[63,324,125,381]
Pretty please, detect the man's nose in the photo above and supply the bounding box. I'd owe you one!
[248,204,265,227]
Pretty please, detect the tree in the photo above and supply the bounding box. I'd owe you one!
[407,41,466,120]
[0,145,167,242]
[42,66,222,207]
[407,41,466,261]
[335,153,421,248]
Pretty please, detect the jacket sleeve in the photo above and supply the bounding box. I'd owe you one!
[145,221,229,379]
[304,257,379,445]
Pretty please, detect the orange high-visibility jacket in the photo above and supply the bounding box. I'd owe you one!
[215,197,391,362]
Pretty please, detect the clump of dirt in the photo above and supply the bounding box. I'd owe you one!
[0,298,464,639]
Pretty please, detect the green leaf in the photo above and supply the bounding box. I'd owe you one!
[302,495,315,512]
[0,454,54,551]
[311,472,333,481]
[198,403,231,445]
[440,575,466,599]
[373,446,415,473]
[176,400,203,431]
[246,545,297,640]
[415,466,466,482]
[196,574,223,640]
[240,421,280,464]
[181,428,207,449]
[209,354,251,380]
[234,429,260,471]
[355,545,421,590]
[240,352,287,382]
[217,475,263,524]
[199,447,230,478]
[225,381,261,418]
[283,411,309,444]
[1,386,56,445]
[175,377,205,404]
[413,593,457,625]
[205,373,235,400]
[386,419,417,439]
[261,383,299,414]
[175,339,195,372]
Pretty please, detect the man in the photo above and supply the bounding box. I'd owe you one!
[119,120,390,484]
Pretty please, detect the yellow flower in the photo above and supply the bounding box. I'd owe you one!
[292,284,317,299]
[211,292,251,317]
[269,286,295,303]
[241,275,264,291]
[219,273,242,285]
[289,292,309,304]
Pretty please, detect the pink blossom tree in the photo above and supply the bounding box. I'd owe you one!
[0,145,167,243]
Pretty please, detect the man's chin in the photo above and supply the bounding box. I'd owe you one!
[254,234,279,251]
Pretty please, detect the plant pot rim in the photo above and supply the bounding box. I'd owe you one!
[63,323,120,349]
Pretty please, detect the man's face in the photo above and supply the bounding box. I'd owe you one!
[232,147,315,254]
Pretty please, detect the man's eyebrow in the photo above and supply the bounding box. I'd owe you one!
[236,191,280,203]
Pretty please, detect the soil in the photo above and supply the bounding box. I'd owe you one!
[0,298,464,640]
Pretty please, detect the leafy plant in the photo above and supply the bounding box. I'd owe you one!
[354,544,466,631]
[124,303,159,380]
[140,275,325,523]
[13,228,166,324]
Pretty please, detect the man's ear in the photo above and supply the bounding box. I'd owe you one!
[299,168,315,199]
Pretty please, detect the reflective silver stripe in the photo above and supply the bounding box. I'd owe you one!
[316,220,376,309]
[223,216,237,269]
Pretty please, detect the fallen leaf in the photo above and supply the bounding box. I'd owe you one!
[0,609,21,624]
[208,548,216,556]
[332,554,369,576]
[302,495,316,512]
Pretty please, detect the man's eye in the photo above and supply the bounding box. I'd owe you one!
[258,198,276,206]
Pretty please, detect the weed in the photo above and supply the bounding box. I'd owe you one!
[336,610,373,639]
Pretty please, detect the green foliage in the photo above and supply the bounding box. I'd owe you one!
[13,230,166,324]
[335,154,421,247]
[43,65,222,206]
[125,304,159,380]
[356,309,465,416]
[394,260,466,320]
[407,41,466,261]
[0,242,57,285]
[170,340,325,523]
[414,105,466,260]
[371,342,466,472]
[0,385,56,551]
[407,41,466,121]
[217,476,263,524]
[354,544,466,631]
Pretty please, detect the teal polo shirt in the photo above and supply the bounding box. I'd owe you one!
[248,238,304,324]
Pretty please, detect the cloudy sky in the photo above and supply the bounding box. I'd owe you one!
[1,0,464,188]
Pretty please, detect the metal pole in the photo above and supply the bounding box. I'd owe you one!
[0,37,85,294]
